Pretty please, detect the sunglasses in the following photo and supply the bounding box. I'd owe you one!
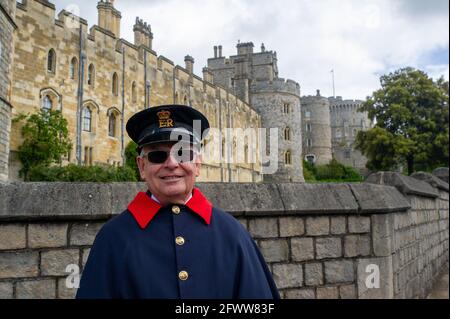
[143,147,196,164]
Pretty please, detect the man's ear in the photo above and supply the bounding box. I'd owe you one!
[194,153,202,177]
[136,156,146,180]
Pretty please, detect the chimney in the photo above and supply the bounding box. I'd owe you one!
[218,45,223,57]
[261,43,265,52]
[133,17,153,49]
[316,89,321,96]
[185,55,194,74]
[214,46,218,58]
[97,0,122,37]
[202,67,214,83]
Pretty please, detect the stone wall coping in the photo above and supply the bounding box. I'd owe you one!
[433,167,449,183]
[0,181,412,221]
[411,172,449,192]
[366,171,440,198]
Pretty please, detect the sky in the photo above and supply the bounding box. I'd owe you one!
[52,0,449,100]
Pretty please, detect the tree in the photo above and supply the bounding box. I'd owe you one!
[125,140,140,180]
[13,109,72,179]
[356,67,449,175]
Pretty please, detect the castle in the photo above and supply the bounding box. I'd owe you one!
[0,0,371,183]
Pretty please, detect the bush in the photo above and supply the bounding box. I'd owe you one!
[304,159,363,183]
[125,141,140,180]
[27,164,138,182]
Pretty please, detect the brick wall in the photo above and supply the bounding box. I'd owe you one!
[0,170,448,299]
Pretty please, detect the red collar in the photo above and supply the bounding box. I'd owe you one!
[127,188,213,229]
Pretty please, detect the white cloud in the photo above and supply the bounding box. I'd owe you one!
[53,0,449,100]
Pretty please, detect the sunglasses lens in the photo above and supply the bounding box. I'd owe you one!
[147,151,169,164]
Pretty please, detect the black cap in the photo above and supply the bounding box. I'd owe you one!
[126,105,210,151]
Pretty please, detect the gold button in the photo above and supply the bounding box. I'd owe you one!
[172,206,181,214]
[175,236,185,246]
[178,270,189,281]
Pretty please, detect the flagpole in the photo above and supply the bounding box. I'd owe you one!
[331,69,336,98]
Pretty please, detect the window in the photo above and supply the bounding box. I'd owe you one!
[284,127,291,141]
[112,73,119,96]
[82,107,92,132]
[336,128,342,138]
[306,139,312,147]
[345,149,351,159]
[42,95,52,110]
[285,150,292,165]
[131,81,137,103]
[70,57,78,80]
[283,103,291,114]
[306,154,316,164]
[88,64,95,86]
[184,96,188,105]
[222,138,226,159]
[47,49,56,73]
[306,123,312,132]
[304,111,311,119]
[353,128,357,137]
[84,146,93,166]
[109,113,116,137]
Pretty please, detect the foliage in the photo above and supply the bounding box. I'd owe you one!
[303,159,363,183]
[356,67,449,175]
[13,109,72,179]
[27,164,138,182]
[125,141,140,180]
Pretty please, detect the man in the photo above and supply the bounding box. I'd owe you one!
[76,105,279,299]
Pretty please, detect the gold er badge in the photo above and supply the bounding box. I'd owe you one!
[157,110,174,128]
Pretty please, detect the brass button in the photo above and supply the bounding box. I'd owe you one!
[175,236,185,246]
[178,270,189,281]
[172,205,181,214]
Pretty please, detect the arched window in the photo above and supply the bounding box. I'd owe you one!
[70,57,78,80]
[88,64,95,86]
[306,139,312,147]
[283,103,290,114]
[183,95,188,105]
[47,49,56,73]
[175,92,179,104]
[131,81,137,103]
[306,123,312,132]
[82,107,92,132]
[109,113,117,137]
[285,150,292,165]
[112,73,119,96]
[222,137,226,159]
[284,127,291,141]
[42,95,52,110]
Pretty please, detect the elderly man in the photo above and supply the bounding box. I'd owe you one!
[76,105,279,299]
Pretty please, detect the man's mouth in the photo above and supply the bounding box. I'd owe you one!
[161,175,183,180]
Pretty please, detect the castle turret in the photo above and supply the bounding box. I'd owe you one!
[202,67,214,83]
[133,17,153,49]
[97,0,121,38]
[184,55,194,74]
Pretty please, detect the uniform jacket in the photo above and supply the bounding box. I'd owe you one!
[76,188,280,299]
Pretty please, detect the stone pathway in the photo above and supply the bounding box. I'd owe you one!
[427,263,449,299]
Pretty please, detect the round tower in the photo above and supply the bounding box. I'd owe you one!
[300,90,332,165]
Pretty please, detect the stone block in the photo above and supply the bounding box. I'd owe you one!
[339,284,357,299]
[58,278,77,299]
[324,260,355,284]
[279,217,305,237]
[348,216,371,233]
[248,218,278,238]
[28,223,68,248]
[0,224,26,250]
[316,237,342,259]
[357,256,394,298]
[284,289,315,299]
[70,222,103,246]
[304,262,323,286]
[316,286,339,299]
[41,249,79,276]
[82,248,91,269]
[291,238,314,262]
[371,214,394,257]
[0,251,38,279]
[330,216,346,235]
[344,235,371,257]
[16,279,56,299]
[0,282,13,299]
[259,239,289,262]
[273,264,303,289]
[306,217,329,236]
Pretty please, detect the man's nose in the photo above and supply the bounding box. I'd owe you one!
[163,152,179,168]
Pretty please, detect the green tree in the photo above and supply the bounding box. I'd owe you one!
[356,67,449,175]
[13,109,72,179]
[125,140,140,180]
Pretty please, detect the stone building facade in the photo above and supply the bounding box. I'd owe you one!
[8,0,262,182]
[207,42,304,182]
[329,96,372,173]
[0,0,16,182]
[301,90,333,166]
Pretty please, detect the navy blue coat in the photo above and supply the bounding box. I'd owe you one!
[76,189,279,299]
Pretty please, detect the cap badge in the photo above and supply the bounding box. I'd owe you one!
[157,110,174,128]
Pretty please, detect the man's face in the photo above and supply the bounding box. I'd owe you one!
[136,142,201,205]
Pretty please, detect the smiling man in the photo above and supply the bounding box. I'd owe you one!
[76,105,279,299]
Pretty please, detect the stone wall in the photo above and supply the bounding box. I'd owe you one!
[0,170,448,299]
[0,0,16,182]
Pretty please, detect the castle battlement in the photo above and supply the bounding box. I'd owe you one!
[251,78,300,96]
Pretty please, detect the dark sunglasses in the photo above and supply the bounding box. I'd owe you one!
[143,147,196,164]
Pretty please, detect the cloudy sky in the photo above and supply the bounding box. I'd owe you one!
[53,0,449,100]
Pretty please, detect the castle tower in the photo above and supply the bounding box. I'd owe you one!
[328,96,373,173]
[0,0,16,181]
[184,55,194,74]
[133,17,153,49]
[208,42,304,182]
[97,0,121,38]
[301,90,333,165]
